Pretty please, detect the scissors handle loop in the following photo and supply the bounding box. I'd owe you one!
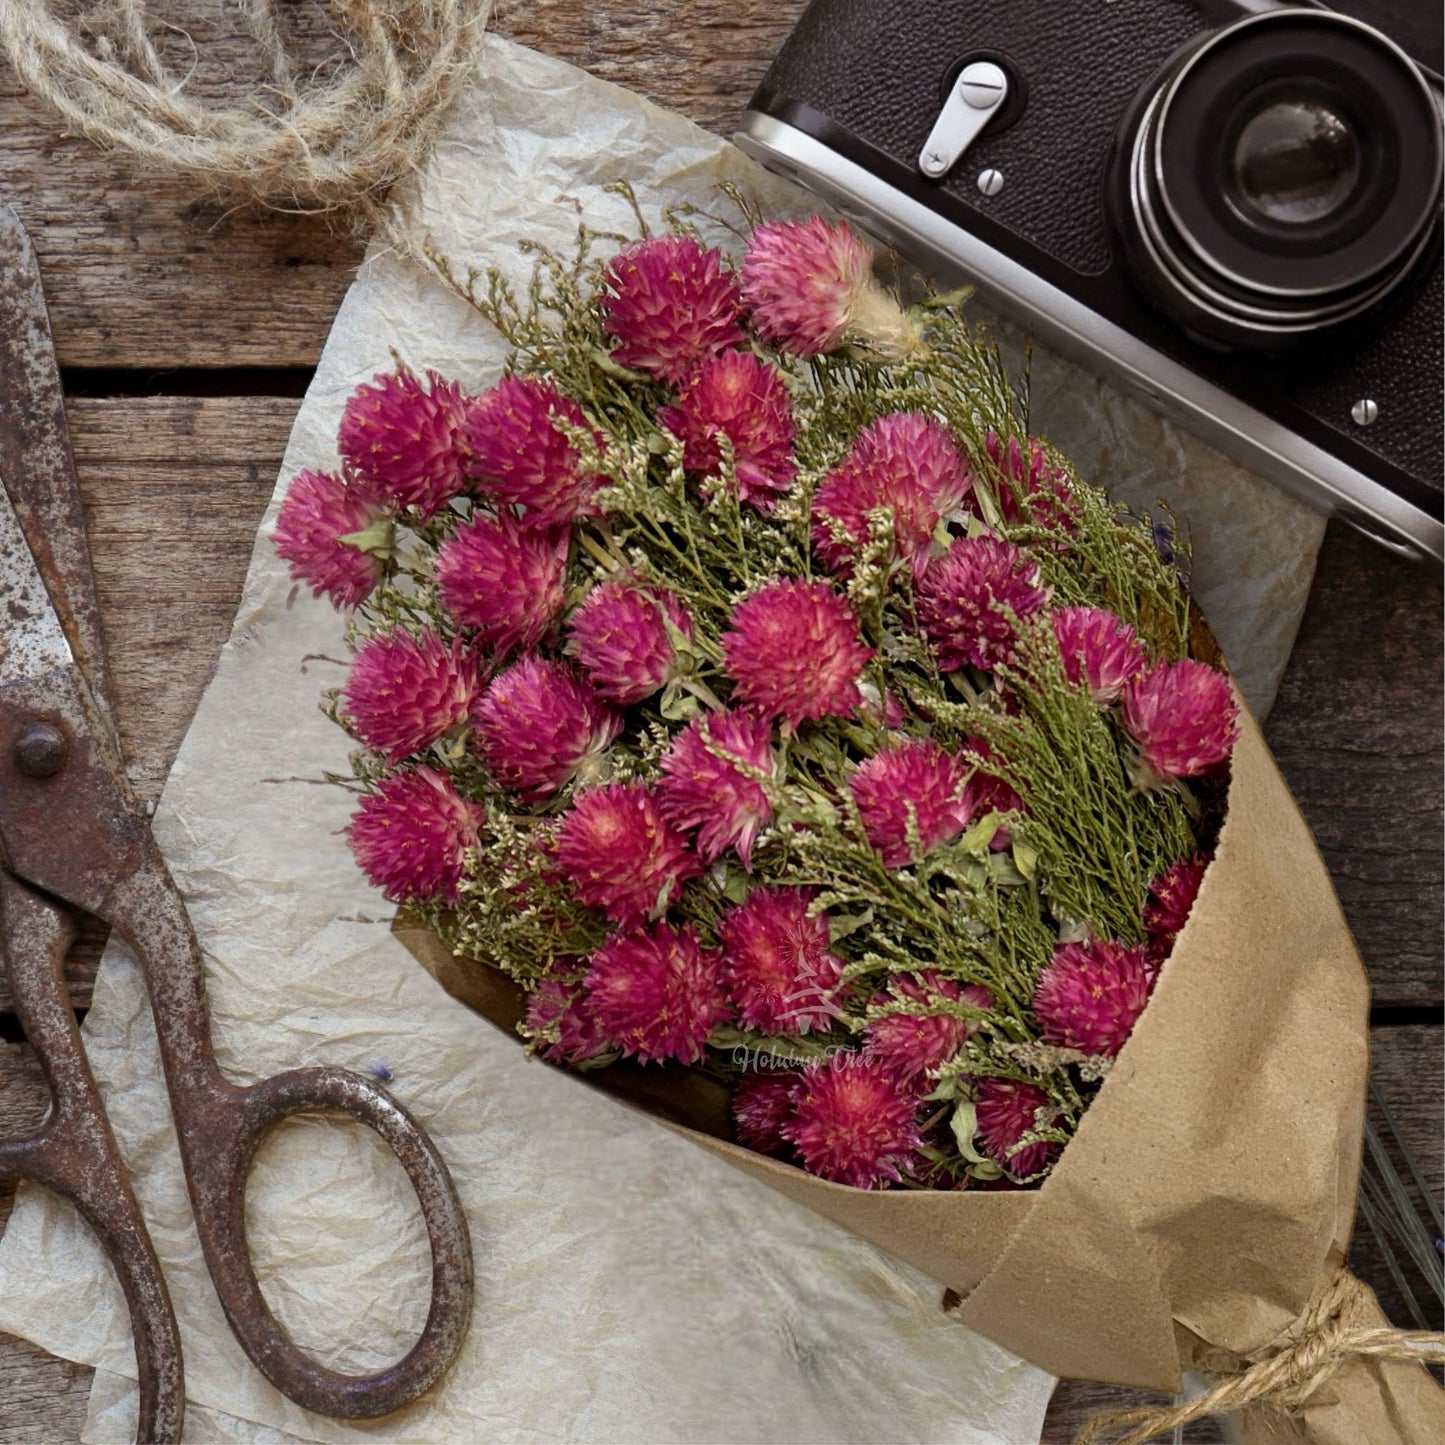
[178,1064,474,1419]
[0,871,184,1443]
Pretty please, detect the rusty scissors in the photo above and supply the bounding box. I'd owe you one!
[0,201,473,1441]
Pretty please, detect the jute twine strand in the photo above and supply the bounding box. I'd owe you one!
[1076,1271,1445,1445]
[0,1,493,223]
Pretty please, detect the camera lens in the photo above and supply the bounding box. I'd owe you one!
[1229,95,1359,226]
[1107,11,1442,348]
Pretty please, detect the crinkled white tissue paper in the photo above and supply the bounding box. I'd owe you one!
[0,34,1322,1445]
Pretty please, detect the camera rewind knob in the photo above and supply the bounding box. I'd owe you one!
[920,60,1008,180]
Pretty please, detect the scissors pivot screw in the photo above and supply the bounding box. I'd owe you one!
[13,721,68,778]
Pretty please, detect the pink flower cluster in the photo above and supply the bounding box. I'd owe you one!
[276,208,1237,1196]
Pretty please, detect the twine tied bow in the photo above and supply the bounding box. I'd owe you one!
[1077,1270,1445,1444]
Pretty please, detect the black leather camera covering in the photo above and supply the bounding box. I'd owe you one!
[754,0,1443,511]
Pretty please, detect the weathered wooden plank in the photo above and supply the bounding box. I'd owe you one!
[0,1335,91,1444]
[64,395,297,800]
[1265,524,1444,1009]
[0,0,362,370]
[493,0,804,134]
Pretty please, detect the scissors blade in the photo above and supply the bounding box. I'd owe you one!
[0,197,112,712]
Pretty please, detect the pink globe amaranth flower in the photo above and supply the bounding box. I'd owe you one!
[740,216,920,359]
[916,535,1050,673]
[525,972,613,1066]
[346,767,483,905]
[602,234,746,384]
[973,1077,1060,1181]
[722,580,874,726]
[338,367,467,520]
[717,886,844,1034]
[979,430,1077,532]
[1122,658,1240,783]
[782,1054,923,1188]
[343,627,477,763]
[566,582,693,705]
[1033,939,1156,1059]
[732,1072,800,1155]
[1052,606,1147,704]
[812,412,972,579]
[1144,853,1213,961]
[465,376,605,525]
[272,468,391,610]
[865,972,993,1084]
[850,739,971,867]
[657,708,775,869]
[472,656,622,802]
[658,350,797,512]
[584,920,729,1065]
[554,781,700,926]
[435,512,569,658]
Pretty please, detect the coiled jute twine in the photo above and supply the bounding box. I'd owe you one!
[1076,1270,1445,1444]
[0,1,493,229]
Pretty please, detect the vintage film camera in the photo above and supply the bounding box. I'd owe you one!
[737,1,1444,562]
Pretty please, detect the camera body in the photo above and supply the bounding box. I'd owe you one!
[736,0,1444,562]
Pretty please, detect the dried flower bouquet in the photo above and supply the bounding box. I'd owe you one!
[272,196,1443,1439]
[276,198,1233,1193]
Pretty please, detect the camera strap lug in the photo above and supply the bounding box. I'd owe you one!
[919,60,1008,180]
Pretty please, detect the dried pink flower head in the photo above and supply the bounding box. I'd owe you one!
[1032,939,1156,1059]
[338,367,467,520]
[602,234,746,384]
[1144,853,1213,962]
[566,582,693,705]
[584,920,728,1065]
[524,971,613,1066]
[1122,658,1240,784]
[812,412,971,579]
[554,781,700,925]
[865,971,993,1084]
[435,512,568,657]
[658,350,797,512]
[849,739,971,867]
[343,627,476,763]
[658,708,776,869]
[717,886,844,1034]
[979,430,1076,531]
[741,216,920,359]
[272,467,391,610]
[1052,606,1147,704]
[722,580,873,726]
[782,1054,923,1188]
[731,1072,799,1155]
[916,535,1050,672]
[346,767,483,905]
[973,1077,1059,1181]
[472,656,622,802]
[465,376,605,525]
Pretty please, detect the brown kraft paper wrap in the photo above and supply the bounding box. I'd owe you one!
[396,702,1445,1443]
